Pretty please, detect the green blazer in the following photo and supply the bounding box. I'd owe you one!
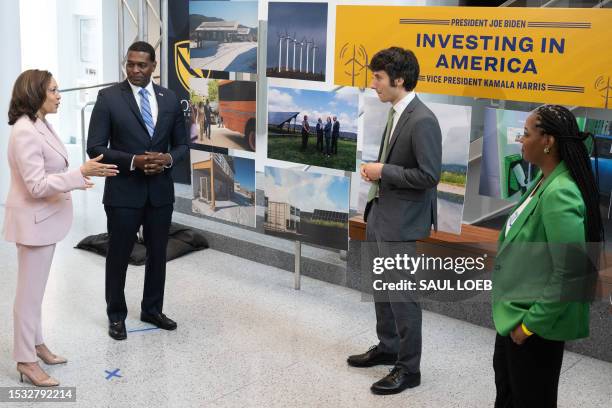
[492,161,590,341]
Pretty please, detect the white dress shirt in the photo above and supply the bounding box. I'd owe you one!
[389,91,416,141]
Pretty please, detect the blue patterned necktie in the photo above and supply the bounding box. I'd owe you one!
[139,88,155,137]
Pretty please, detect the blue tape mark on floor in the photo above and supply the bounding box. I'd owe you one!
[127,327,160,333]
[105,369,122,380]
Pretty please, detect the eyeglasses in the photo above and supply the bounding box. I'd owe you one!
[47,87,60,95]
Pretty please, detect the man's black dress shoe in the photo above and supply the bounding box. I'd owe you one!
[347,345,397,367]
[371,366,421,395]
[140,312,177,330]
[108,321,127,340]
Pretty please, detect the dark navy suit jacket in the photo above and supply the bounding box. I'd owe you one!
[332,120,340,136]
[87,80,188,208]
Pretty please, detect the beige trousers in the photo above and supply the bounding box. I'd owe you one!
[13,243,56,362]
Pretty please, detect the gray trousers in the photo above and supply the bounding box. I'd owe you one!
[365,200,422,373]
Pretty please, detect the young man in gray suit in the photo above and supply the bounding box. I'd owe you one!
[348,47,442,395]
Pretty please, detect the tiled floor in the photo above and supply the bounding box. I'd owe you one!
[0,183,610,408]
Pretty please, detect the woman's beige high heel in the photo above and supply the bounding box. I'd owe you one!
[16,363,60,387]
[35,344,67,365]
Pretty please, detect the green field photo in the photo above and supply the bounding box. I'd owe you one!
[267,86,360,172]
[267,129,357,172]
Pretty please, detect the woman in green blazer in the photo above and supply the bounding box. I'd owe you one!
[492,105,603,408]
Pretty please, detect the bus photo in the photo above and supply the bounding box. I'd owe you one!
[218,80,257,151]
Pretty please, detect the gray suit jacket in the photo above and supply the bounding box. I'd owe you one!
[364,95,442,241]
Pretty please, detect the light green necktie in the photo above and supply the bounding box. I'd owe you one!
[367,108,395,202]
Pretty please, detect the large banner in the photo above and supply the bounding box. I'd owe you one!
[334,6,612,109]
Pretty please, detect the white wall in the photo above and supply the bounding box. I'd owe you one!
[18,0,119,146]
[55,0,104,144]
[19,0,59,75]
[56,0,103,87]
[0,1,22,205]
[19,0,61,136]
[101,0,119,84]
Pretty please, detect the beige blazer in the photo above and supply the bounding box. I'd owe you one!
[2,115,87,246]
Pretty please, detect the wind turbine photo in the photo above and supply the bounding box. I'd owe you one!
[266,2,328,82]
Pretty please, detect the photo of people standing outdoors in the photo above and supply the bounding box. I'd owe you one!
[267,86,358,171]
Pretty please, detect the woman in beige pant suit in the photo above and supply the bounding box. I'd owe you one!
[3,70,119,386]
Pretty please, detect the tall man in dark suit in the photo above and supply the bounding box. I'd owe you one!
[316,118,324,152]
[87,42,189,340]
[301,115,310,151]
[331,116,340,155]
[347,47,442,395]
[204,99,212,139]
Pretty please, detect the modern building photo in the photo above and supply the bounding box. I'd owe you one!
[191,150,256,227]
[189,0,258,74]
[263,166,350,250]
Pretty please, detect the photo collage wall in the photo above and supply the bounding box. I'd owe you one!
[174,0,476,250]
[171,1,611,251]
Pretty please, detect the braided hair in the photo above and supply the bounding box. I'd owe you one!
[534,105,604,244]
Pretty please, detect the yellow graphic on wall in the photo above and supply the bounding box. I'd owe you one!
[174,40,215,92]
[334,6,612,109]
